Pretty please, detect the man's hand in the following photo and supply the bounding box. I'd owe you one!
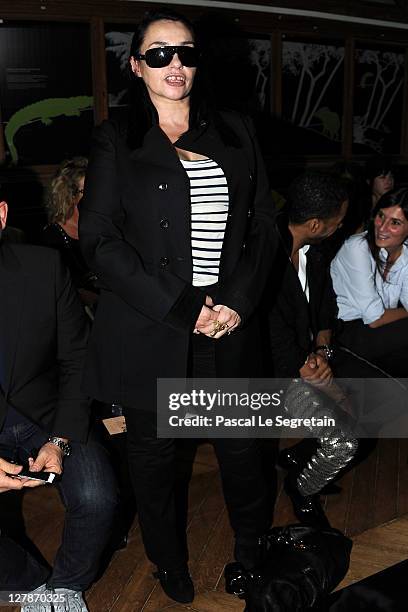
[30,443,64,475]
[0,458,43,492]
[300,352,333,386]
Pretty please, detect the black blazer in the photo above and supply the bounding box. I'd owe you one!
[266,215,336,378]
[79,112,277,408]
[0,243,90,442]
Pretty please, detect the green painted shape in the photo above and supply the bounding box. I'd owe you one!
[5,96,93,164]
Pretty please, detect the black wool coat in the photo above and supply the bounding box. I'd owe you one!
[79,112,277,409]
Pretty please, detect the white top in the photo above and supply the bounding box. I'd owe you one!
[330,232,408,324]
[181,158,229,287]
[297,244,310,302]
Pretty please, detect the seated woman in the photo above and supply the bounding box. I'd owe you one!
[365,156,394,211]
[41,157,98,311]
[331,187,408,377]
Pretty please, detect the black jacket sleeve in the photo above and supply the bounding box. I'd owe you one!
[50,253,91,442]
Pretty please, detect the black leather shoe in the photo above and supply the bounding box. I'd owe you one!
[234,535,266,570]
[284,475,331,529]
[154,567,194,603]
[277,440,318,471]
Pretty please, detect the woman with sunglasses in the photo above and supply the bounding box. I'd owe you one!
[331,187,408,376]
[80,8,276,604]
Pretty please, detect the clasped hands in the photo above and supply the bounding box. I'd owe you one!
[193,296,241,339]
[300,353,353,416]
[300,352,333,387]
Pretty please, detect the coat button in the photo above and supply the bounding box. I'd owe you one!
[160,218,169,229]
[249,173,253,181]
[158,183,168,190]
[160,257,169,268]
[228,212,233,218]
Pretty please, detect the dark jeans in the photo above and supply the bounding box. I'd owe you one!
[0,420,118,591]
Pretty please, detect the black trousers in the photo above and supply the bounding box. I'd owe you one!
[123,334,271,568]
[336,318,408,377]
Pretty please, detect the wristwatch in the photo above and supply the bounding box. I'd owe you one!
[47,436,72,457]
[315,344,334,361]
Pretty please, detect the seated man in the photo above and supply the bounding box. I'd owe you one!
[0,188,117,612]
[265,171,356,526]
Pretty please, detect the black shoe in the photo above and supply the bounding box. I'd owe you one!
[277,440,318,471]
[234,535,267,570]
[225,561,249,598]
[284,475,331,529]
[154,567,194,603]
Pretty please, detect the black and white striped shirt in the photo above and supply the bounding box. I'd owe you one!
[181,158,229,287]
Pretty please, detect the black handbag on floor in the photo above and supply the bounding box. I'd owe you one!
[225,524,352,611]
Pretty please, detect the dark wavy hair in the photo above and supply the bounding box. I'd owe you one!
[126,8,212,149]
[366,187,408,278]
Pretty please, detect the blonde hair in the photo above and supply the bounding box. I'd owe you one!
[47,157,88,224]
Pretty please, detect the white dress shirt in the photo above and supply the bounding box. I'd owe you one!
[330,232,408,325]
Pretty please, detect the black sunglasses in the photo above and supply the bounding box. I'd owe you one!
[135,46,199,68]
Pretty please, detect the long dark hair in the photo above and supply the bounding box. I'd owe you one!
[127,8,211,149]
[366,187,408,277]
[365,156,393,190]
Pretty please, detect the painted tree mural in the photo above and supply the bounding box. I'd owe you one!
[353,48,404,153]
[282,41,344,144]
[248,39,271,110]
[105,30,132,108]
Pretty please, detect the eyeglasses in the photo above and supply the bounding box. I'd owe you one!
[135,46,199,68]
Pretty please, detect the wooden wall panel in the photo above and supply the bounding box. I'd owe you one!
[91,16,109,125]
[0,1,408,41]
[1,0,408,185]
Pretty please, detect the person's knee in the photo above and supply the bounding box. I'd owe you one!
[76,479,118,518]
[61,446,119,518]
